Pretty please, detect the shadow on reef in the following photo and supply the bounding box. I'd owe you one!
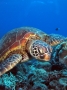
[51,64,64,71]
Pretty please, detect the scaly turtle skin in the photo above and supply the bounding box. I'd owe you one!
[0,27,52,76]
[0,27,65,76]
[44,34,66,46]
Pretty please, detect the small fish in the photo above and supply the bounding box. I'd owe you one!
[55,28,60,31]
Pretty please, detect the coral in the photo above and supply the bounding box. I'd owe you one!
[1,59,67,90]
[51,41,67,69]
[16,71,28,83]
[15,60,49,89]
[31,82,48,90]
[46,70,62,83]
[49,79,65,90]
[1,30,67,90]
[61,69,67,77]
[33,60,52,71]
[1,44,67,90]
[0,73,18,89]
[45,70,67,90]
[15,82,29,90]
[58,41,67,65]
[59,78,67,86]
[49,80,59,89]
[28,66,48,83]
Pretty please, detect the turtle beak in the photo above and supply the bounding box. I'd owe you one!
[44,53,51,61]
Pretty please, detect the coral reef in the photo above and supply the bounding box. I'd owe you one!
[0,59,67,90]
[0,34,67,90]
[32,82,48,90]
[0,73,18,90]
[51,41,67,68]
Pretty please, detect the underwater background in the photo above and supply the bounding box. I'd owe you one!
[0,0,67,38]
[0,0,67,90]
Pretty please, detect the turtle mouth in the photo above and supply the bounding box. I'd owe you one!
[38,52,51,61]
[40,54,45,59]
[44,53,51,61]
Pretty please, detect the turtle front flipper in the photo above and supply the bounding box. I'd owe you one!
[20,52,29,62]
[0,54,22,76]
[43,34,65,46]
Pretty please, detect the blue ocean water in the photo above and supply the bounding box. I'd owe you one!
[0,0,67,38]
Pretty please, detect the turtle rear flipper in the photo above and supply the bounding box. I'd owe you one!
[0,54,22,76]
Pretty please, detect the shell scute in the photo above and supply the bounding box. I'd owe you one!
[0,31,17,55]
[9,41,20,50]
[16,29,28,40]
[0,48,9,57]
[20,38,27,47]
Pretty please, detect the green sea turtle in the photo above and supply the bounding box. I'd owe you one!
[0,27,65,76]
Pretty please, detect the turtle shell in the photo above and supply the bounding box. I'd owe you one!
[0,27,47,62]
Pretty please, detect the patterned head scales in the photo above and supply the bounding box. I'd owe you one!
[29,40,52,61]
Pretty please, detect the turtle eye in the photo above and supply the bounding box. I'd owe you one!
[38,47,43,53]
[42,47,48,53]
[38,46,47,54]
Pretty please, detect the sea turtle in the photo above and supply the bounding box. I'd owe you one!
[0,27,65,76]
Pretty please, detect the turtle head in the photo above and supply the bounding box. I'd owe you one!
[29,40,52,61]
